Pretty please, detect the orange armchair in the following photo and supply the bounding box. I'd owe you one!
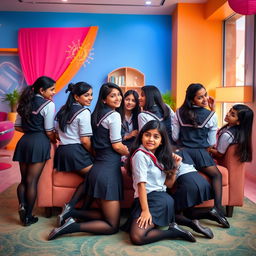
[37,144,245,217]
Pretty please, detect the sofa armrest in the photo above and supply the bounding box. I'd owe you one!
[217,144,245,206]
[37,143,56,207]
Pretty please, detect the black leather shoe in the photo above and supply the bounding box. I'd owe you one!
[57,203,72,227]
[168,222,196,242]
[48,217,75,240]
[18,204,26,225]
[191,219,214,239]
[24,216,38,226]
[208,207,230,228]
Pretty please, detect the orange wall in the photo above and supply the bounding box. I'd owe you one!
[172,3,223,119]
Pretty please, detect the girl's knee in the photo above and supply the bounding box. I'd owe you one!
[130,233,145,245]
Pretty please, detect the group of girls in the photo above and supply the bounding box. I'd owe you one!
[13,76,254,245]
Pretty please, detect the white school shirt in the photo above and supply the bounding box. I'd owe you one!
[15,95,55,132]
[56,108,92,145]
[172,110,218,146]
[138,104,175,131]
[132,146,167,198]
[101,111,122,143]
[216,127,234,154]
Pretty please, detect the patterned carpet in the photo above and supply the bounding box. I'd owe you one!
[0,184,256,256]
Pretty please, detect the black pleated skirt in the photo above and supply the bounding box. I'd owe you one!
[54,144,93,172]
[132,191,175,226]
[121,191,175,232]
[85,148,123,201]
[178,147,216,169]
[13,132,50,163]
[171,172,213,212]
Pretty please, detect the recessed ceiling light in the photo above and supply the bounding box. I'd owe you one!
[145,1,152,5]
[62,0,68,2]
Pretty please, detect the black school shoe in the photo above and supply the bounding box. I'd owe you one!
[24,216,38,226]
[190,219,214,239]
[168,222,196,242]
[208,207,230,228]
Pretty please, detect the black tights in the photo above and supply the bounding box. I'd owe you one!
[57,200,120,236]
[200,166,223,211]
[129,218,186,245]
[17,162,46,217]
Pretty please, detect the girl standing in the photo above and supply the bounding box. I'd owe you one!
[138,86,174,144]
[13,76,56,226]
[172,83,229,228]
[208,104,254,162]
[124,120,196,245]
[48,82,129,240]
[122,90,140,149]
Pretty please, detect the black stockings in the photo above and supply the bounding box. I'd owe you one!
[129,219,185,245]
[200,166,223,211]
[57,200,120,236]
[17,162,46,217]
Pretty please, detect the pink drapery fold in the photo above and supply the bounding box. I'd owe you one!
[18,27,90,85]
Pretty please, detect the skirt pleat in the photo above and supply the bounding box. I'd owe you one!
[13,132,50,163]
[54,144,93,172]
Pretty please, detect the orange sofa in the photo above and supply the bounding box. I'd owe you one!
[37,144,245,217]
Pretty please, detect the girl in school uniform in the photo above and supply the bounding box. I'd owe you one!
[54,82,93,176]
[123,120,197,245]
[54,82,94,226]
[172,83,230,228]
[138,85,174,144]
[48,82,129,240]
[122,90,140,149]
[13,76,56,226]
[208,104,254,162]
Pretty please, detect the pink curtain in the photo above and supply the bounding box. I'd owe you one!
[18,27,90,85]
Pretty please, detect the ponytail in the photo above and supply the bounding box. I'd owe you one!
[17,85,35,123]
[56,81,92,132]
[17,76,55,123]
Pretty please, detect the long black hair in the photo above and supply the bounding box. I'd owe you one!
[91,82,124,128]
[141,86,170,119]
[17,76,55,123]
[124,90,140,130]
[127,120,176,175]
[179,83,206,126]
[56,81,92,132]
[219,104,254,162]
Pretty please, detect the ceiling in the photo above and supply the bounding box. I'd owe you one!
[0,0,207,15]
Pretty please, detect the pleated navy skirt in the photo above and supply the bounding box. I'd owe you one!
[54,144,93,172]
[178,147,216,169]
[171,172,213,212]
[85,148,123,201]
[13,132,50,163]
[131,191,175,227]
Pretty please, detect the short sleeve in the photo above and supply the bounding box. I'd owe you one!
[217,132,234,154]
[107,112,122,143]
[138,112,154,131]
[172,112,180,142]
[132,151,148,185]
[40,101,55,131]
[206,113,218,146]
[78,109,93,137]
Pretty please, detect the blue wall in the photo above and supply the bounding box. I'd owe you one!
[0,11,172,111]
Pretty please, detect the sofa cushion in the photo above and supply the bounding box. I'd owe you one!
[53,170,83,188]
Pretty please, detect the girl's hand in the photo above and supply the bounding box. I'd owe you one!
[137,210,152,229]
[130,130,138,137]
[208,96,215,111]
[172,153,182,167]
